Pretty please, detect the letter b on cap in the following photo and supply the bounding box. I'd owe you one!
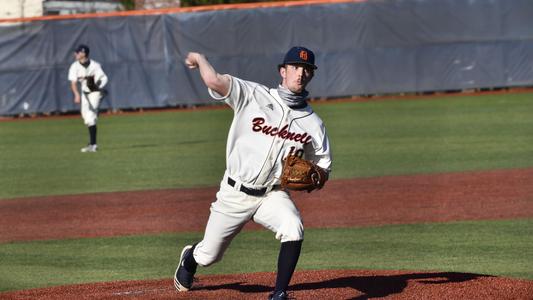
[299,50,308,61]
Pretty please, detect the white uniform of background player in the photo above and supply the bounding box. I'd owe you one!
[174,47,332,300]
[68,44,108,153]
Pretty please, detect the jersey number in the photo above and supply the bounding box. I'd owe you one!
[288,146,304,158]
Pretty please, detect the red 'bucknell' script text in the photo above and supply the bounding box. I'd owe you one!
[252,117,312,144]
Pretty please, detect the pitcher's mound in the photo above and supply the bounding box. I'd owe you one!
[4,269,533,299]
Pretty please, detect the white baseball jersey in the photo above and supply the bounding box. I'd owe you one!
[68,59,108,92]
[209,75,332,189]
[68,59,108,126]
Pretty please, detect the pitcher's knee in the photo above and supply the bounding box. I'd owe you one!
[275,216,304,242]
[193,250,222,267]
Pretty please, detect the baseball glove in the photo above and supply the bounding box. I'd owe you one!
[280,155,328,192]
[85,76,100,92]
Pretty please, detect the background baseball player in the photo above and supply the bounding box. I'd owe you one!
[174,47,332,300]
[68,44,108,153]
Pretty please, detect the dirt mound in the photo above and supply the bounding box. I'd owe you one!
[3,270,532,299]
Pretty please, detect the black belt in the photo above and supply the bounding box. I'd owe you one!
[227,177,270,197]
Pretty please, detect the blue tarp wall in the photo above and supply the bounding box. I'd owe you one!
[1,0,532,116]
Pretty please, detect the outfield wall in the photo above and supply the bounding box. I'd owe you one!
[1,0,532,116]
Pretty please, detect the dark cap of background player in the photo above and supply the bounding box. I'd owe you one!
[75,44,90,56]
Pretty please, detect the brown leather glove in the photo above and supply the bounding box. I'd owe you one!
[280,155,328,192]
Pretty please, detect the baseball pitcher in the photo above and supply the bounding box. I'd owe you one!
[174,47,332,300]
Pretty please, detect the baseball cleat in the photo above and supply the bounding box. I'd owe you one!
[174,244,196,291]
[80,144,98,153]
[268,290,289,300]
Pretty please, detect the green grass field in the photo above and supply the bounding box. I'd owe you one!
[1,93,532,292]
[1,93,532,199]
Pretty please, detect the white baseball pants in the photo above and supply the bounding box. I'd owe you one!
[193,175,304,267]
[80,91,102,126]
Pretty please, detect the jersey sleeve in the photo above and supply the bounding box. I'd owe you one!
[93,62,108,88]
[314,129,332,172]
[208,75,254,112]
[304,121,332,173]
[67,63,77,82]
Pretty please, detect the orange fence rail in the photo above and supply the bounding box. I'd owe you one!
[0,0,364,23]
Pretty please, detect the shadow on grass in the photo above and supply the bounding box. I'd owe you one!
[200,272,489,299]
